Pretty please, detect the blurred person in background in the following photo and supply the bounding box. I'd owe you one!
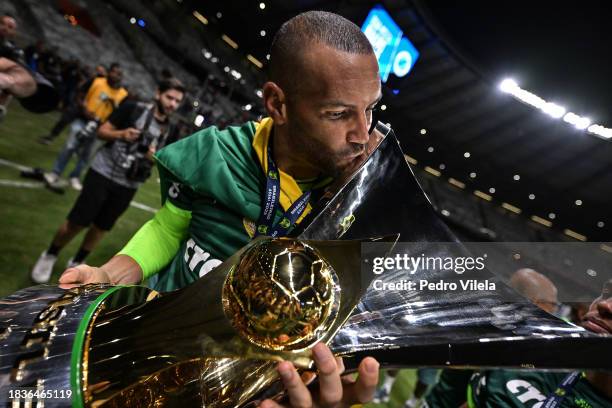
[58,58,82,109]
[466,279,612,407]
[31,78,185,284]
[36,45,62,86]
[39,63,106,145]
[43,62,127,190]
[420,268,560,408]
[24,39,45,72]
[0,12,18,50]
[509,268,560,315]
[94,64,107,78]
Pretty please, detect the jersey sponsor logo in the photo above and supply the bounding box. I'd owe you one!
[505,379,546,407]
[278,217,291,229]
[168,182,180,199]
[184,238,222,278]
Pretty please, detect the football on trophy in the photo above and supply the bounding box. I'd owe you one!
[223,239,339,350]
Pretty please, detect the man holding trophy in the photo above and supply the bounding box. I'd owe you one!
[58,10,384,407]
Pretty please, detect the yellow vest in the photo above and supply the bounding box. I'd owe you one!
[84,77,127,122]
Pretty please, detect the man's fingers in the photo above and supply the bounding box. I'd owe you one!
[123,128,140,141]
[58,267,84,284]
[343,357,379,404]
[259,399,285,408]
[334,356,345,375]
[58,282,82,290]
[278,361,312,408]
[59,265,108,284]
[312,343,342,406]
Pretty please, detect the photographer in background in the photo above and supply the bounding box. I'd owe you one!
[44,62,127,190]
[31,78,185,283]
[39,63,106,145]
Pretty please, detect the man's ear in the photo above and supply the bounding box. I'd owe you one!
[154,89,160,101]
[262,81,287,125]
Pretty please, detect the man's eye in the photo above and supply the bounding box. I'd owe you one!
[327,111,347,119]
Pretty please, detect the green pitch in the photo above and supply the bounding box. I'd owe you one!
[0,102,161,296]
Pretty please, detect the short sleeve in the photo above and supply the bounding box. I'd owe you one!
[107,100,138,128]
[157,163,199,211]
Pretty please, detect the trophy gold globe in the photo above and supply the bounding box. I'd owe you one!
[223,239,339,351]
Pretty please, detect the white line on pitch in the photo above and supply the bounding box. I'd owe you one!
[0,179,44,188]
[0,155,158,215]
[0,158,32,172]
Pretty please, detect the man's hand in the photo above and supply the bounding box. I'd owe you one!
[146,144,157,161]
[59,264,112,285]
[122,127,141,142]
[259,343,379,408]
[58,255,143,286]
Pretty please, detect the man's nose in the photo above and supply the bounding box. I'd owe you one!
[348,111,370,145]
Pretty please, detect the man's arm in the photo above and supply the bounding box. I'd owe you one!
[97,100,142,141]
[0,57,36,98]
[77,77,95,118]
[59,254,143,285]
[59,200,191,284]
[97,118,140,142]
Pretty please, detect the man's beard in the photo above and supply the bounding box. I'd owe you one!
[155,99,166,116]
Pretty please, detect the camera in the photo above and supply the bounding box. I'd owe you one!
[75,120,99,141]
[126,131,155,182]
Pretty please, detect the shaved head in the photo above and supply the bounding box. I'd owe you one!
[269,11,374,95]
[510,268,559,313]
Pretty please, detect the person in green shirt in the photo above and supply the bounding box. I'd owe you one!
[464,279,612,408]
[421,275,610,408]
[58,10,383,407]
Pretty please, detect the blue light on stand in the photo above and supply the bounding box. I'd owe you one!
[361,6,419,82]
[138,19,146,28]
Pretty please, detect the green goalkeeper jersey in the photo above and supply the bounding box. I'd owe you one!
[148,117,321,291]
